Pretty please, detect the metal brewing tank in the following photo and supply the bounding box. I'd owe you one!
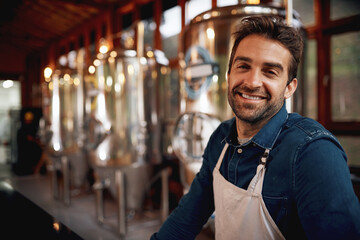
[44,49,88,200]
[85,24,170,213]
[174,3,304,189]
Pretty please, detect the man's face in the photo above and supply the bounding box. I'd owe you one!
[227,34,297,124]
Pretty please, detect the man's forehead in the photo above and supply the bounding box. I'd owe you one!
[234,35,291,68]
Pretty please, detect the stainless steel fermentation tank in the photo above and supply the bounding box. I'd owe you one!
[173,3,304,190]
[43,49,88,206]
[86,22,170,235]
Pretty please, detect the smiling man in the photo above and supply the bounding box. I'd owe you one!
[151,16,360,240]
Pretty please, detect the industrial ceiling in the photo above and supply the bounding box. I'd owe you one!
[0,0,172,56]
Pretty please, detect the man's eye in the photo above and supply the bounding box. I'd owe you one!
[238,64,249,69]
[265,69,278,76]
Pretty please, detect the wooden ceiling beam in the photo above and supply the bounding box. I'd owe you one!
[38,0,114,11]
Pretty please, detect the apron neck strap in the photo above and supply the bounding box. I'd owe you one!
[215,143,229,170]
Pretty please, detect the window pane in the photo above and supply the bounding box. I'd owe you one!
[337,136,360,168]
[143,19,155,48]
[331,31,360,121]
[185,0,212,25]
[304,39,317,119]
[161,6,181,59]
[294,0,315,26]
[331,0,360,20]
[217,0,238,7]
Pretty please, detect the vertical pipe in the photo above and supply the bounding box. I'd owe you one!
[136,21,144,58]
[51,161,59,200]
[285,0,293,26]
[94,182,105,224]
[115,169,127,236]
[61,156,71,206]
[160,168,169,223]
[285,0,293,113]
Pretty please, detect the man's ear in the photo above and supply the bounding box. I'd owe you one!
[285,78,298,99]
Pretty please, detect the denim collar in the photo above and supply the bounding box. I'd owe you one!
[225,104,288,150]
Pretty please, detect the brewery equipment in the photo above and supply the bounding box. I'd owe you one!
[42,49,88,206]
[86,22,170,236]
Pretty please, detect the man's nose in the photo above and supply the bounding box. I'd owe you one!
[244,69,262,88]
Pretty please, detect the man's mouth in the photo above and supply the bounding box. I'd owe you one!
[241,93,263,100]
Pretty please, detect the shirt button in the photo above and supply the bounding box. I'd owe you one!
[237,148,242,154]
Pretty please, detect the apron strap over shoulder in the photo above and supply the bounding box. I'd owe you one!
[215,143,229,170]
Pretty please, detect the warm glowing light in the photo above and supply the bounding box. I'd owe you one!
[53,222,60,232]
[152,70,157,79]
[88,65,96,74]
[99,38,110,54]
[64,74,70,82]
[160,66,168,75]
[44,67,53,79]
[73,77,80,86]
[127,64,134,75]
[97,53,103,60]
[118,73,125,85]
[110,51,117,58]
[206,28,215,39]
[93,59,101,67]
[99,45,109,54]
[2,80,13,88]
[247,0,260,4]
[106,76,113,87]
[146,51,154,58]
[108,57,115,63]
[48,82,53,90]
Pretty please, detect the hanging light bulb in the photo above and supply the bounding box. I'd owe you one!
[99,38,109,54]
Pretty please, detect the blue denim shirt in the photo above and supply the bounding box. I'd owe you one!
[152,105,360,239]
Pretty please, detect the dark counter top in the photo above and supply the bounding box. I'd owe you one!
[1,173,162,240]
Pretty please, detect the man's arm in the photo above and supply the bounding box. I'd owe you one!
[294,138,360,239]
[151,154,216,240]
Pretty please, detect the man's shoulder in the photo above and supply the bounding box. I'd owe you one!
[285,113,337,141]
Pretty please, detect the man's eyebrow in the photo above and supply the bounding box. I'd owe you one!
[233,56,284,72]
[233,56,252,63]
[264,62,284,72]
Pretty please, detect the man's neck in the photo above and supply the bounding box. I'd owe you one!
[235,117,267,139]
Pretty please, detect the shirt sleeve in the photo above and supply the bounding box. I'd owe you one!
[294,137,360,239]
[151,151,216,240]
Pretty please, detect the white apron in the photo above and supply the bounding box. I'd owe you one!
[213,143,285,240]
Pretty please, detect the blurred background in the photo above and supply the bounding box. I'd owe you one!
[0,0,359,239]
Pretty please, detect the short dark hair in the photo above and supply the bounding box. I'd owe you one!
[228,15,304,84]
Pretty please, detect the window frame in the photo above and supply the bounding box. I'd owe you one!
[307,0,360,135]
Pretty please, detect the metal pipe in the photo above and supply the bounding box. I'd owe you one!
[61,156,71,206]
[51,161,59,200]
[160,168,169,223]
[285,0,293,26]
[94,181,105,224]
[115,169,127,236]
[285,0,294,113]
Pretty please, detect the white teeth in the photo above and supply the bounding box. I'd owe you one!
[242,93,262,100]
